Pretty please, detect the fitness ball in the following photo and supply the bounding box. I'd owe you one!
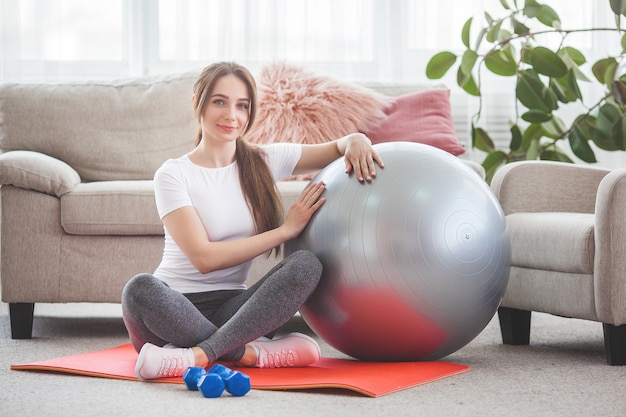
[286,142,511,361]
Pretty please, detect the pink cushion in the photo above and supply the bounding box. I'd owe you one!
[246,63,391,146]
[363,89,465,156]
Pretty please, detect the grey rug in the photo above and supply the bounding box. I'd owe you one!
[1,301,625,417]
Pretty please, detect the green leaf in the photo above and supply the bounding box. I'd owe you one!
[541,115,567,138]
[518,123,544,156]
[509,124,522,151]
[622,33,626,53]
[473,28,487,52]
[484,49,517,76]
[484,11,494,25]
[511,17,530,35]
[558,48,590,82]
[572,114,595,139]
[526,137,541,160]
[499,0,511,10]
[568,126,597,162]
[458,68,480,96]
[592,58,618,87]
[610,0,626,15]
[566,69,583,101]
[486,20,503,43]
[592,103,623,150]
[496,28,513,43]
[524,1,561,28]
[482,151,508,184]
[540,148,574,163]
[611,116,626,150]
[560,46,586,66]
[530,46,568,78]
[520,43,533,65]
[612,80,626,105]
[472,126,495,152]
[516,69,557,113]
[550,78,568,103]
[461,18,472,49]
[550,69,583,104]
[536,4,561,28]
[522,109,552,123]
[460,49,478,76]
[426,51,457,79]
[523,0,541,18]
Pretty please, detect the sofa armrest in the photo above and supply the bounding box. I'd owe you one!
[460,159,485,180]
[593,167,626,324]
[0,150,81,197]
[490,160,609,215]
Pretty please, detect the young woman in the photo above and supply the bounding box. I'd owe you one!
[122,62,383,380]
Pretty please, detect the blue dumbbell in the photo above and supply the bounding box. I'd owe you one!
[182,365,250,398]
[182,366,205,391]
[208,364,251,397]
[197,373,226,398]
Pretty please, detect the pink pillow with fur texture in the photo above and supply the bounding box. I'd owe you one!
[363,89,466,156]
[246,63,390,146]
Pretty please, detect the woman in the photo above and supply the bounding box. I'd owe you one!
[122,62,383,380]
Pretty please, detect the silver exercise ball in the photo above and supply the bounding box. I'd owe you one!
[286,142,511,361]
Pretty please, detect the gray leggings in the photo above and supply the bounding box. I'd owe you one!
[121,250,322,363]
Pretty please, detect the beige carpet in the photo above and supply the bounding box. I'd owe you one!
[1,301,625,417]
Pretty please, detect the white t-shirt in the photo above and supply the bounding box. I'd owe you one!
[153,143,302,293]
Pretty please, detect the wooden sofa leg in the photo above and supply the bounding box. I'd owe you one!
[498,307,531,345]
[603,323,626,366]
[9,303,35,339]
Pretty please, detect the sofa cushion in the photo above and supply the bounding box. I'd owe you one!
[59,180,308,237]
[506,212,594,274]
[60,181,163,235]
[0,150,81,197]
[0,73,198,182]
[363,88,466,156]
[245,63,391,146]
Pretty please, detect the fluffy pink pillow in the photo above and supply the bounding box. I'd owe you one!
[363,88,466,156]
[246,63,391,146]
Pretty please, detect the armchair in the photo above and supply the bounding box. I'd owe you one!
[491,160,626,365]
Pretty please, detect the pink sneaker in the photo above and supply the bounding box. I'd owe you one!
[135,343,195,380]
[249,332,321,368]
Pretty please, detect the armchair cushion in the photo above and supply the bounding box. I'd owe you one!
[507,212,594,274]
[0,150,81,197]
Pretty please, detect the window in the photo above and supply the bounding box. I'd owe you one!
[1,0,126,81]
[1,0,610,82]
[0,0,622,164]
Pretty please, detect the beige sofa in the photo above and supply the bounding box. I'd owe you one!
[0,72,481,339]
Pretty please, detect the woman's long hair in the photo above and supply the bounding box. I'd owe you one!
[193,62,284,256]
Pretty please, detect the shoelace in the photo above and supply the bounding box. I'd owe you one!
[259,348,297,368]
[157,353,189,377]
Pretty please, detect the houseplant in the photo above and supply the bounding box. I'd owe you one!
[426,0,626,181]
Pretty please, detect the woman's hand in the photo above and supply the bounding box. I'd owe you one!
[341,133,384,182]
[282,181,326,239]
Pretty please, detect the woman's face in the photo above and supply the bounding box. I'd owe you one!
[199,74,250,144]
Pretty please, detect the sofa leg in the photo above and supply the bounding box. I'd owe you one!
[603,323,626,366]
[9,303,35,339]
[498,307,531,345]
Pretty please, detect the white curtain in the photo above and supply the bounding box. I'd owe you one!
[0,0,611,83]
[1,0,531,83]
[2,0,623,166]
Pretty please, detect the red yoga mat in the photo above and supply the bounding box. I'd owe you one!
[11,343,470,397]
